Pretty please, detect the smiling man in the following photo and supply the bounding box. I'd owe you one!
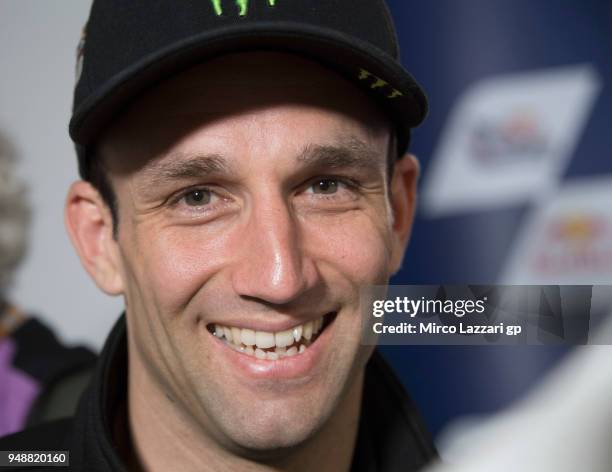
[0,1,436,470]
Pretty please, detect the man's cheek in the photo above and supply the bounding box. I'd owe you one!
[307,217,392,283]
[133,231,228,311]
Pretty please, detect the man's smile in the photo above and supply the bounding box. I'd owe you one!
[208,312,336,360]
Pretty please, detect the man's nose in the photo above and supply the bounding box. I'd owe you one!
[230,195,318,305]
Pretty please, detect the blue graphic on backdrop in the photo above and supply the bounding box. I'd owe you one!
[384,0,612,438]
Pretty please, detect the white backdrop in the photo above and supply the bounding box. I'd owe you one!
[1,0,122,350]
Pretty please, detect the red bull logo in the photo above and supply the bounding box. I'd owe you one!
[533,214,612,274]
[548,215,605,245]
[470,110,548,165]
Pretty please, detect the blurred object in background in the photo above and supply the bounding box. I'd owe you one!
[503,176,612,285]
[0,132,95,438]
[0,131,29,294]
[425,314,612,471]
[0,0,122,352]
[422,65,601,217]
[382,0,612,440]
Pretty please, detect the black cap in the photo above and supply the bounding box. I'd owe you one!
[70,0,428,178]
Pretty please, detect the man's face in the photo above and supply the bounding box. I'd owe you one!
[96,52,413,453]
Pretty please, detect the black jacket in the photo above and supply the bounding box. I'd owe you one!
[0,315,437,471]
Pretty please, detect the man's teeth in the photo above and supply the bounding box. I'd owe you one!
[213,317,325,359]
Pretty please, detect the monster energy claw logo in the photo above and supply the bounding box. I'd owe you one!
[211,0,277,16]
[358,68,404,99]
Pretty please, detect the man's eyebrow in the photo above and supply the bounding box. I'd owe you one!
[296,137,384,172]
[138,152,231,187]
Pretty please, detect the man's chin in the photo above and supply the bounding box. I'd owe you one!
[218,409,328,457]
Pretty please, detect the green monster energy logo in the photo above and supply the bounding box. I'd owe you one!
[210,0,277,16]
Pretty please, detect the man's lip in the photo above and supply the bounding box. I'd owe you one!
[205,311,336,333]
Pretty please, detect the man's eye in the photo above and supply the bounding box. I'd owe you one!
[311,178,340,194]
[182,189,212,206]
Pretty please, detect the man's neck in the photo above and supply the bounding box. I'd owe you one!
[124,349,364,472]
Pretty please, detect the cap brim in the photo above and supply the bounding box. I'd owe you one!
[70,21,427,154]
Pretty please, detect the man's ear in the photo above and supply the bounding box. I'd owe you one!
[388,153,419,274]
[65,181,124,295]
